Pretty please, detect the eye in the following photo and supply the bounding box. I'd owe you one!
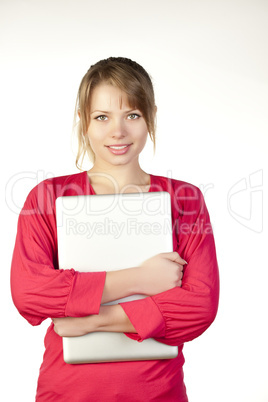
[127,113,141,120]
[95,115,108,121]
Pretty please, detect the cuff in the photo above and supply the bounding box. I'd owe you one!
[65,271,106,317]
[120,296,166,342]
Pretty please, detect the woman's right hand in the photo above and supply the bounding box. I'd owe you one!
[101,252,187,304]
[138,252,187,296]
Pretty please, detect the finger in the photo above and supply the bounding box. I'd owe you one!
[177,279,182,288]
[177,263,184,271]
[162,252,187,265]
[173,252,187,265]
[177,266,183,280]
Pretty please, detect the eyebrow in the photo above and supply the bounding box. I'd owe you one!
[90,110,109,115]
[90,109,139,115]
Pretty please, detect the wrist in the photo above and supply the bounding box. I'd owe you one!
[101,267,145,304]
[126,266,145,295]
[132,267,147,295]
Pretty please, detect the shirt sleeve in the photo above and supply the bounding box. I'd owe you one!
[10,184,106,326]
[120,185,220,346]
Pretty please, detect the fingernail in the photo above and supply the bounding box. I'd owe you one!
[183,259,188,264]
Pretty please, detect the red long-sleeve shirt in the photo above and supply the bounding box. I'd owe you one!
[11,171,219,401]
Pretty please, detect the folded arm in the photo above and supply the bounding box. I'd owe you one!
[53,305,136,337]
[53,251,186,337]
[11,182,185,328]
[53,185,219,343]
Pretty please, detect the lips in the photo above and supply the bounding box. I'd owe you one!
[106,144,132,155]
[106,144,131,149]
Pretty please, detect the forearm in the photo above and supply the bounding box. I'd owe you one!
[53,252,186,337]
[52,305,136,337]
[101,252,186,304]
[94,305,136,333]
[101,267,141,304]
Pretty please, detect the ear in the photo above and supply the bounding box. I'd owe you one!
[77,110,81,119]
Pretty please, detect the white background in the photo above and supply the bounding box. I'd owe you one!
[1,0,268,401]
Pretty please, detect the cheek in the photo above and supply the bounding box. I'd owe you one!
[137,125,149,145]
[86,126,99,144]
[86,132,98,152]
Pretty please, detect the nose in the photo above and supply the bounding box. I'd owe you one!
[110,118,126,139]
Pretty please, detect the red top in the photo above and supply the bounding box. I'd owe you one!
[11,171,219,402]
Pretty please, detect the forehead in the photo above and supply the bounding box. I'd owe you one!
[90,83,133,111]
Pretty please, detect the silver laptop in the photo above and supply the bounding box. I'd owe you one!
[56,191,178,364]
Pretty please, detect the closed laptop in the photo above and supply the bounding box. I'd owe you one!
[56,191,178,364]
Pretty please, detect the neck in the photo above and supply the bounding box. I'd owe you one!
[87,159,149,191]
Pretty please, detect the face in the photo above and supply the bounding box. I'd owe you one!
[86,84,148,169]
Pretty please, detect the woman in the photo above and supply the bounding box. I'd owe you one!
[11,57,219,401]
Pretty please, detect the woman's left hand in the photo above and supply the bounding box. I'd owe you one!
[52,316,92,337]
[52,305,136,337]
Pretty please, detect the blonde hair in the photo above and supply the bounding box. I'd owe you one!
[74,57,157,170]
